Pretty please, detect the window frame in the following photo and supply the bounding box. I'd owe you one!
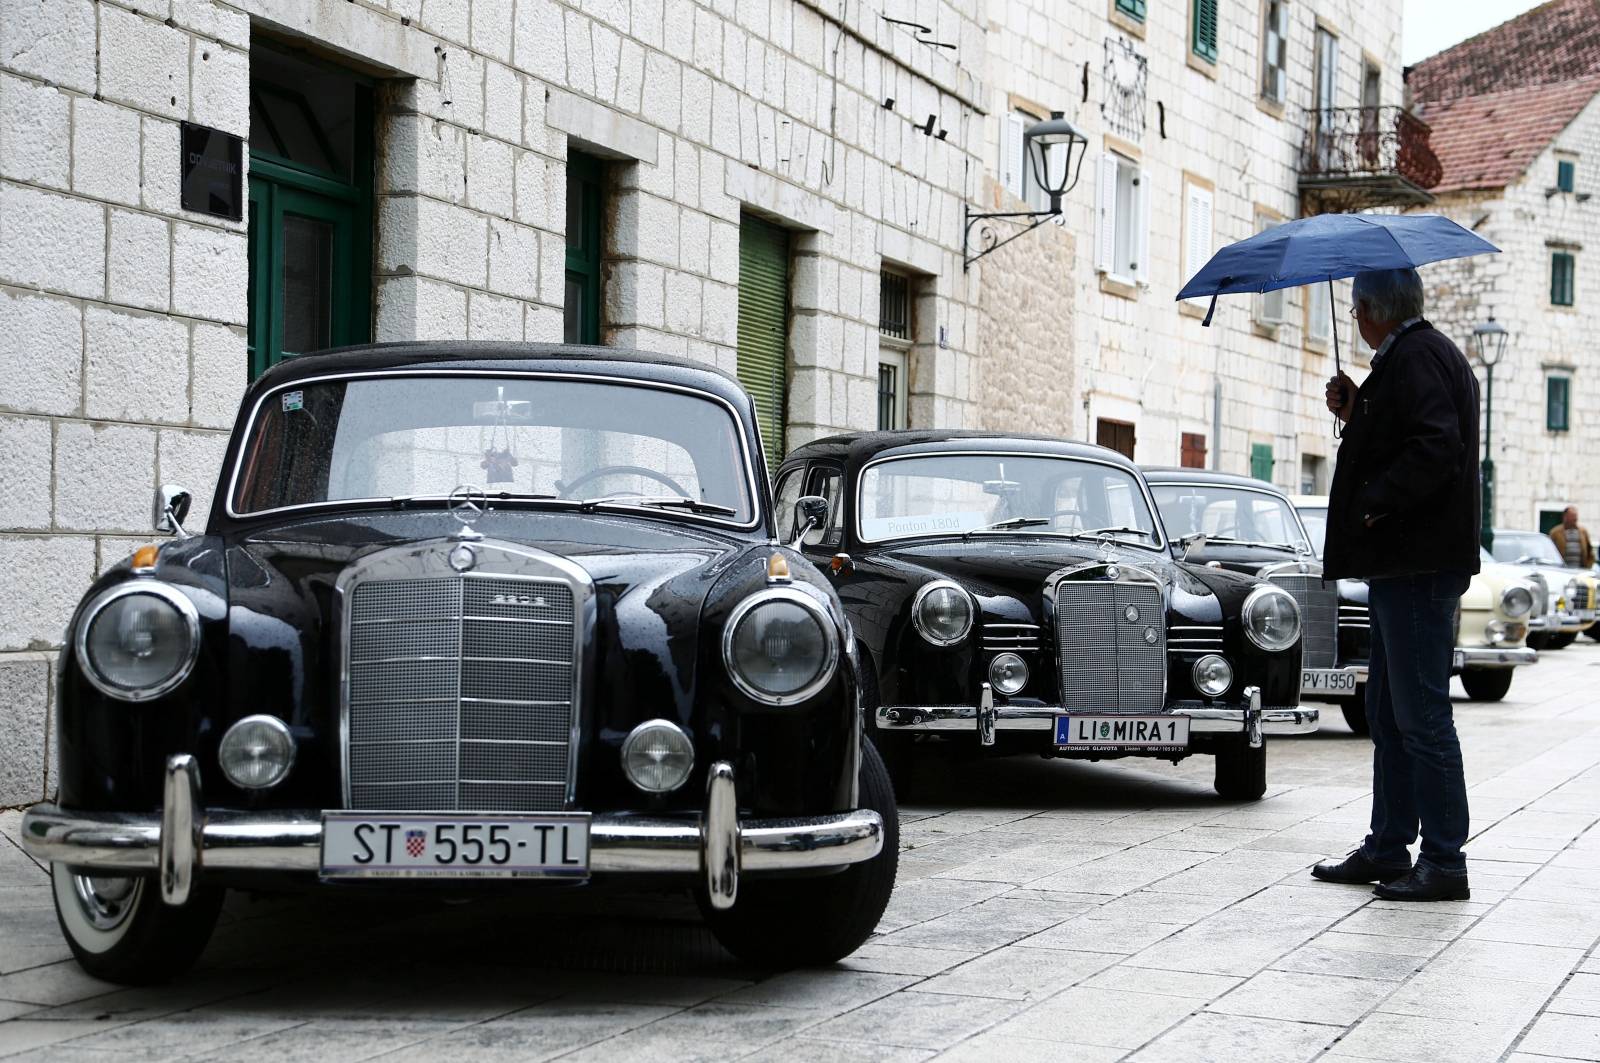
[1547,373,1572,432]
[1115,0,1147,23]
[1558,158,1577,193]
[1191,0,1219,64]
[1096,151,1150,287]
[1552,250,1576,307]
[1181,173,1215,310]
[1253,207,1289,327]
[1259,0,1289,104]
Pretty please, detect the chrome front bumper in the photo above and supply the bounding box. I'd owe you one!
[1454,646,1538,669]
[875,684,1319,746]
[20,755,883,912]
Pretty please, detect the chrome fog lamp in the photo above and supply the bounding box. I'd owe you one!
[1499,585,1534,619]
[1242,585,1301,652]
[988,652,1029,695]
[218,715,296,789]
[723,588,838,705]
[1565,579,1580,603]
[1192,654,1234,697]
[1485,620,1509,645]
[913,580,974,646]
[621,719,695,793]
[77,582,201,701]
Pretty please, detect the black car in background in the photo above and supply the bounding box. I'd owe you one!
[777,432,1316,803]
[23,344,894,983]
[1143,470,1370,735]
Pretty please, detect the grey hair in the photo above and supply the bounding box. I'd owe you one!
[1352,268,1425,322]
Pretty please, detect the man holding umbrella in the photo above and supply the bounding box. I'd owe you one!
[1310,268,1481,901]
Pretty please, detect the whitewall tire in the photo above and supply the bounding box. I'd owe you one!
[50,862,224,985]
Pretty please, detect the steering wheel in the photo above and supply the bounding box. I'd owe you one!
[559,465,690,498]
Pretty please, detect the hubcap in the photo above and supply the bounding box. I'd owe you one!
[70,873,140,931]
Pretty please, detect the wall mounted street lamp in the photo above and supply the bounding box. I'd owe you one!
[1471,312,1511,552]
[963,110,1089,270]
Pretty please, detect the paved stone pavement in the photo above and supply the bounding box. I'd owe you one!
[5,644,1600,1062]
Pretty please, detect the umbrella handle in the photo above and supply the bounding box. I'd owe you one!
[1330,278,1343,440]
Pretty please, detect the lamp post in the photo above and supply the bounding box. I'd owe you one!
[962,110,1088,269]
[1471,313,1510,552]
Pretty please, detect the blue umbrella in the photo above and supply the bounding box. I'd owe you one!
[1176,213,1499,375]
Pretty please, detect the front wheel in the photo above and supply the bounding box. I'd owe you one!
[1548,632,1578,650]
[1213,739,1267,800]
[702,740,899,968]
[51,863,223,985]
[1584,626,1600,642]
[1527,632,1550,651]
[1461,668,1514,701]
[1341,685,1370,736]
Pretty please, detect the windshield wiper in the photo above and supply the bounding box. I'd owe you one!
[576,494,736,516]
[386,491,560,509]
[963,517,1050,537]
[1058,526,1154,545]
[1183,533,1298,552]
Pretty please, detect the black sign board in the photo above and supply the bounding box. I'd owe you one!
[180,122,243,220]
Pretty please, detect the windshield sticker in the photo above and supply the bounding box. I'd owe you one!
[861,511,987,539]
[281,390,304,412]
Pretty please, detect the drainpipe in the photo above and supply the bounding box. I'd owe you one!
[1211,377,1222,470]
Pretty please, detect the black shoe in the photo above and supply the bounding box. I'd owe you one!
[1373,863,1470,901]
[1310,849,1413,885]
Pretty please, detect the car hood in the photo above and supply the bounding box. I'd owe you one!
[874,537,1214,596]
[220,510,758,728]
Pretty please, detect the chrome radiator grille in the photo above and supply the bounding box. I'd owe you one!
[346,576,577,811]
[1575,583,1594,611]
[1055,580,1166,712]
[1270,574,1336,668]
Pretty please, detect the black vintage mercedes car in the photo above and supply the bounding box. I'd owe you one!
[22,343,895,983]
[1143,469,1369,734]
[775,432,1316,803]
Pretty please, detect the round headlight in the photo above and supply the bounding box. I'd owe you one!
[1242,585,1301,653]
[1192,654,1234,697]
[219,715,296,790]
[621,719,695,793]
[1500,585,1534,619]
[722,589,839,705]
[988,652,1029,695]
[913,580,974,646]
[76,583,200,701]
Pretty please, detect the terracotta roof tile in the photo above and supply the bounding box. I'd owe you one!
[1408,0,1600,191]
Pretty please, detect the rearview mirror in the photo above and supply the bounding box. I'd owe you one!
[153,484,192,538]
[791,495,830,548]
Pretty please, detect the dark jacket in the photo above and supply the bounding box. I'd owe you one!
[1324,319,1481,580]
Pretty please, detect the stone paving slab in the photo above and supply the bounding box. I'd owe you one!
[4,644,1600,1060]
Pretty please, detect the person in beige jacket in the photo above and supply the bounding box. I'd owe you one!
[1550,507,1594,568]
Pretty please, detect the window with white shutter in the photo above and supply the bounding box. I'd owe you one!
[1182,178,1214,304]
[1095,153,1118,274]
[1099,153,1146,283]
[1133,167,1151,284]
[1254,208,1288,325]
[1000,113,1026,200]
[1306,281,1332,343]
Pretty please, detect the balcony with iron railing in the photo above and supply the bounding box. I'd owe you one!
[1299,106,1442,212]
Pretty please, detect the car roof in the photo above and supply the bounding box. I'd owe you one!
[247,342,752,407]
[1140,467,1292,497]
[1288,494,1329,507]
[786,430,1138,470]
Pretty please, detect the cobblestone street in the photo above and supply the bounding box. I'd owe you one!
[3,644,1599,1062]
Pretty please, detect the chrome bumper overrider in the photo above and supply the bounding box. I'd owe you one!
[20,755,884,912]
[1454,646,1538,669]
[876,684,1319,743]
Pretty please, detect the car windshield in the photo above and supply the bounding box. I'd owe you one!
[1150,484,1311,553]
[1492,532,1563,565]
[856,453,1161,546]
[1296,506,1328,558]
[231,375,756,522]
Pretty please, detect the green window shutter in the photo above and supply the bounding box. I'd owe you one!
[1552,252,1576,306]
[564,152,605,345]
[1558,160,1577,193]
[1548,377,1570,432]
[1116,0,1146,20]
[1250,443,1274,483]
[737,215,791,473]
[1192,0,1218,63]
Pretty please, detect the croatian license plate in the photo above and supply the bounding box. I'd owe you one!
[1302,668,1358,694]
[1055,715,1189,750]
[1452,650,1466,670]
[321,812,591,880]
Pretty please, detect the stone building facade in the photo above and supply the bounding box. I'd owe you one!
[1407,0,1600,535]
[977,0,1406,488]
[0,0,999,803]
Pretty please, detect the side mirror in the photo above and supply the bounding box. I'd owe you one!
[154,484,193,538]
[790,495,830,549]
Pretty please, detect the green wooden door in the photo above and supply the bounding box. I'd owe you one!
[737,215,791,473]
[564,152,605,344]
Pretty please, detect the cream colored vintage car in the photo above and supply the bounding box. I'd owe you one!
[1292,499,1538,705]
[1490,530,1599,650]
[1451,548,1541,701]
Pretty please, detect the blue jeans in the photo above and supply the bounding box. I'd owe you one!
[1361,571,1471,874]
